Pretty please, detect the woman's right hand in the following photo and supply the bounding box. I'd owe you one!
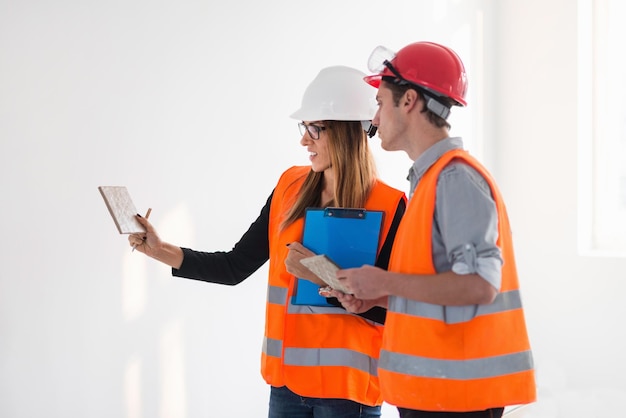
[128,214,162,256]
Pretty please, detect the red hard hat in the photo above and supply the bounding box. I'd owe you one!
[365,42,468,106]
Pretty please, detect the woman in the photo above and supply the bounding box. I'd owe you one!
[129,65,406,418]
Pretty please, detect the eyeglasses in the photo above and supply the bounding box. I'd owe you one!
[298,122,327,140]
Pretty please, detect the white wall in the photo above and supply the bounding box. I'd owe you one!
[491,0,626,416]
[1,1,623,417]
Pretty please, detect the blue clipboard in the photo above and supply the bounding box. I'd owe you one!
[293,207,384,306]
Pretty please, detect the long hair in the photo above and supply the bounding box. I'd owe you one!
[282,120,377,229]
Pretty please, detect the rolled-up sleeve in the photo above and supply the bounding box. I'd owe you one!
[435,162,503,290]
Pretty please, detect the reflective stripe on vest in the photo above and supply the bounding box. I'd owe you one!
[380,150,536,412]
[263,296,381,374]
[262,166,406,406]
[390,289,523,324]
[380,349,533,380]
[263,336,282,358]
[284,348,379,376]
[267,284,287,306]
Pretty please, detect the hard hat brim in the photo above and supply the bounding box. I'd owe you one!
[364,75,382,88]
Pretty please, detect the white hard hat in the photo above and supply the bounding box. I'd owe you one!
[290,65,377,121]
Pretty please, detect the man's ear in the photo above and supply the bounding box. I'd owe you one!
[402,89,420,112]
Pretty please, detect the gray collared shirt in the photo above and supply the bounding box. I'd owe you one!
[407,137,503,321]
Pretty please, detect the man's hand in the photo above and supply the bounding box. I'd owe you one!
[336,264,389,300]
[323,288,386,313]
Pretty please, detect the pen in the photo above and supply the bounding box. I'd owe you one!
[132,208,152,252]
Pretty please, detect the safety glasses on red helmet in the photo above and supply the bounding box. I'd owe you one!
[365,42,469,120]
[367,45,451,119]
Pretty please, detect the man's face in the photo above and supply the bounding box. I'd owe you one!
[373,85,408,153]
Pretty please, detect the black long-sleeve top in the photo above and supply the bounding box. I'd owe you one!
[173,191,406,324]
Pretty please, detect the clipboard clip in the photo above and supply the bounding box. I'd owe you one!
[324,207,367,219]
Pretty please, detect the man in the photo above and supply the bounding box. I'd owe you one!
[332,42,536,418]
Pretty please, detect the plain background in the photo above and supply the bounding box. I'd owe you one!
[1,0,624,417]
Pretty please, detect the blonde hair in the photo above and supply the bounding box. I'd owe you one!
[282,120,377,228]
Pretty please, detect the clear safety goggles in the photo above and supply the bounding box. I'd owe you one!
[367,45,409,85]
[367,45,451,119]
[367,45,397,73]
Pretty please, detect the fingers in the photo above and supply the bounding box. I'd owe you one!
[128,212,154,253]
[318,286,333,297]
[334,291,355,302]
[286,242,314,257]
[335,274,351,295]
[135,214,152,231]
[128,234,146,249]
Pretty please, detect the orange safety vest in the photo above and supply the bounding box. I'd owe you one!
[262,165,406,406]
[380,150,536,411]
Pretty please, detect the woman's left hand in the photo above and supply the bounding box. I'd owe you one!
[284,242,326,286]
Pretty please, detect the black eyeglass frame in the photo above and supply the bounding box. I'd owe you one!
[298,122,327,140]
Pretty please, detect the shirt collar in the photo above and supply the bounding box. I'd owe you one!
[407,137,464,197]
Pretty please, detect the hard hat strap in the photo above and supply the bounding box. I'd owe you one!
[424,96,451,120]
[382,75,452,120]
[361,121,378,138]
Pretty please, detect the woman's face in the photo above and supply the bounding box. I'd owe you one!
[299,121,331,173]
